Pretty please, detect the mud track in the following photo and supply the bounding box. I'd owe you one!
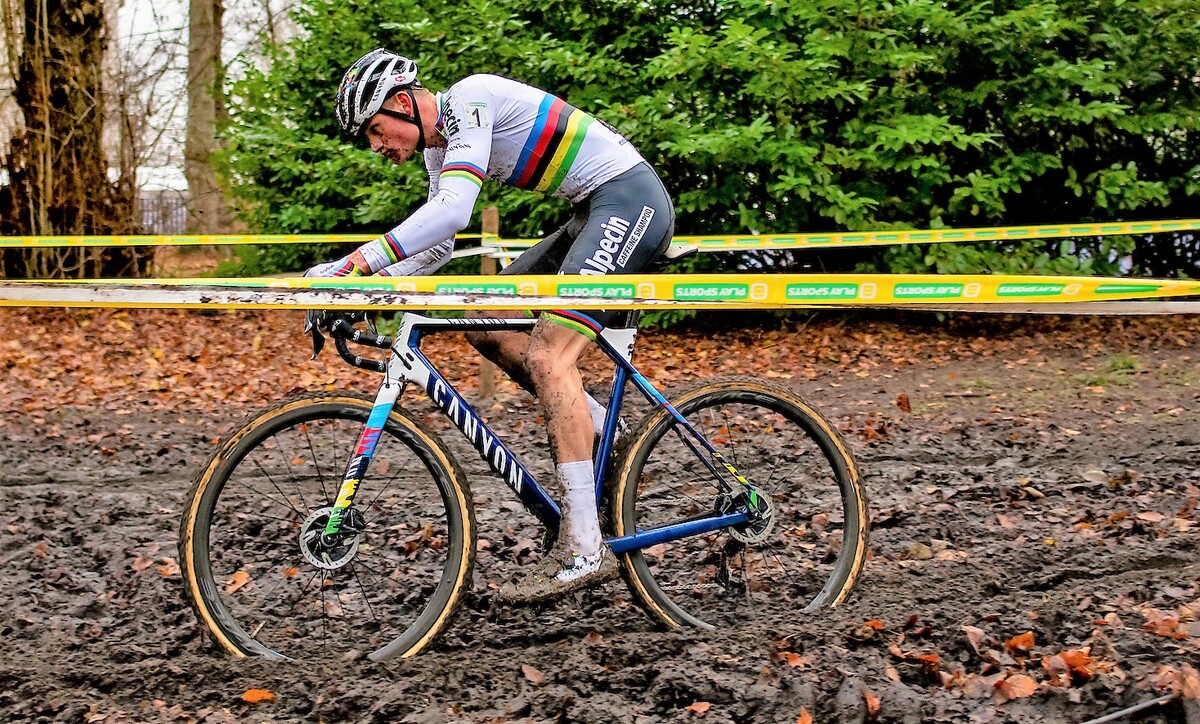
[1,311,1197,723]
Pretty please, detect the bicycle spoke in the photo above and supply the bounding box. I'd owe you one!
[719,406,741,472]
[267,434,312,514]
[246,456,306,518]
[350,564,381,626]
[300,422,333,506]
[618,384,865,629]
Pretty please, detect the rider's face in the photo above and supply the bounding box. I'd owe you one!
[364,98,419,165]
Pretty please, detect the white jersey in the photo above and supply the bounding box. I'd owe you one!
[353,75,646,275]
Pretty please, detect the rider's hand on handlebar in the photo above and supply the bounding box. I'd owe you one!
[304,257,353,278]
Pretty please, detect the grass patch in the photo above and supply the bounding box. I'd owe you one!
[1071,353,1140,387]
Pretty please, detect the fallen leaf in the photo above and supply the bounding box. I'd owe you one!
[686,701,711,714]
[241,689,275,704]
[997,674,1038,702]
[1182,665,1200,701]
[1060,649,1094,679]
[224,570,251,594]
[963,625,987,655]
[1042,654,1071,687]
[915,652,941,675]
[583,631,603,645]
[1004,631,1035,655]
[796,707,813,724]
[895,393,912,413]
[521,664,544,685]
[864,688,881,717]
[157,559,180,577]
[863,619,886,631]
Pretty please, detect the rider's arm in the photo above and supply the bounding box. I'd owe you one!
[376,157,454,276]
[377,239,453,276]
[343,83,495,276]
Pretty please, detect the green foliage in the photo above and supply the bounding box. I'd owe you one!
[220,0,1200,282]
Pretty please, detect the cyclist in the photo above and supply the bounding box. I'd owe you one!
[307,49,675,602]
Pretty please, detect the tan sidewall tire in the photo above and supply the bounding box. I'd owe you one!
[178,393,475,659]
[609,376,867,629]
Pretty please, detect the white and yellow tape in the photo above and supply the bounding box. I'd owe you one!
[3,219,1196,253]
[1,273,1196,311]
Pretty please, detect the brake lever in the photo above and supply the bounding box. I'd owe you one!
[304,309,327,360]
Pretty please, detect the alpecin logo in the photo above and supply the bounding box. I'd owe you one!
[581,205,654,276]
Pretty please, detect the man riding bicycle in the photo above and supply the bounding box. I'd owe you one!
[306,49,675,602]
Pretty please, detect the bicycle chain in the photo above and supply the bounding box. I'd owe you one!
[658,581,726,592]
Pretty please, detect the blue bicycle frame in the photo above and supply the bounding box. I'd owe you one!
[322,312,753,553]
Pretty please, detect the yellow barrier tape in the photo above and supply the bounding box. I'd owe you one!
[0,233,485,248]
[496,218,1200,252]
[1,273,1196,310]
[3,219,1196,251]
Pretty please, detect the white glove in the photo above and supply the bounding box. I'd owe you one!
[304,257,356,277]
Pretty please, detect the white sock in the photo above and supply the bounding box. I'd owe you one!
[586,394,606,436]
[557,460,602,556]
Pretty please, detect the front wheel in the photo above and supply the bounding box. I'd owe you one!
[610,377,868,630]
[179,393,475,661]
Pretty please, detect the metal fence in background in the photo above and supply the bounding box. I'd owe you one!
[139,192,189,234]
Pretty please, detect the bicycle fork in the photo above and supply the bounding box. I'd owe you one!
[319,382,405,548]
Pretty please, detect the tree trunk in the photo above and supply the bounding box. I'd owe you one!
[0,0,145,278]
[185,0,231,234]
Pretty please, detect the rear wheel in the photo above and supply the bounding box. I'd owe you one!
[610,377,868,629]
[179,393,475,660]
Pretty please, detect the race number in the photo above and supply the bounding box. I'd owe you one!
[464,101,492,130]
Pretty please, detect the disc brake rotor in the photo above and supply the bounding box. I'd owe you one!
[730,490,775,545]
[299,506,362,570]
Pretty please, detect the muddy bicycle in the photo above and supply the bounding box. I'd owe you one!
[178,307,869,660]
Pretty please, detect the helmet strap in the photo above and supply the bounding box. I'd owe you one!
[376,89,426,152]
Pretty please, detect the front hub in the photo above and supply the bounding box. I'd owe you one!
[299,506,362,570]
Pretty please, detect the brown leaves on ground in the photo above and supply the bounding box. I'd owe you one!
[885,624,1134,706]
[7,308,1197,423]
[1004,631,1036,656]
[240,689,275,704]
[1150,664,1200,700]
[796,707,813,724]
[520,664,544,685]
[994,673,1038,702]
[1140,607,1196,640]
[223,570,250,594]
[685,701,711,714]
[863,687,881,718]
[1041,648,1107,686]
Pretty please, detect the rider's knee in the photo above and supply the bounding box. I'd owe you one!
[525,335,576,389]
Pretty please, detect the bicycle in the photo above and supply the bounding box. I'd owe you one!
[178,303,869,661]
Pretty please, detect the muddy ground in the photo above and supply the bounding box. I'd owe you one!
[0,309,1197,723]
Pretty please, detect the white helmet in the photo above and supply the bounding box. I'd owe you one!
[335,48,421,137]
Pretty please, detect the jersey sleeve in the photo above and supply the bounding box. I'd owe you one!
[377,239,453,276]
[347,79,496,274]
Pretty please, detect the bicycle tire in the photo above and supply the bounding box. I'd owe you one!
[179,393,475,660]
[609,376,868,630]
